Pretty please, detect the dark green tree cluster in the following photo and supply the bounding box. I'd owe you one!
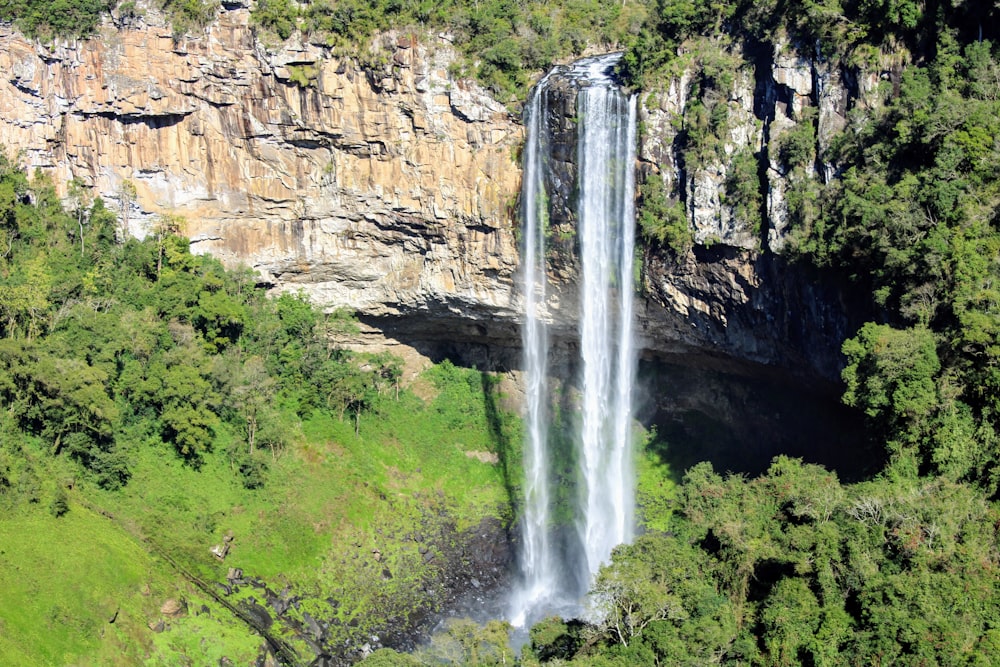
[527,457,1000,666]
[779,35,1000,496]
[0,153,398,502]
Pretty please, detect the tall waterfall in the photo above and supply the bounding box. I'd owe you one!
[510,54,638,628]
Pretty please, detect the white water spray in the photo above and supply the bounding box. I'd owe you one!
[510,54,638,628]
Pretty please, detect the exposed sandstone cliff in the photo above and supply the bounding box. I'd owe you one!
[0,3,522,324]
[0,8,875,381]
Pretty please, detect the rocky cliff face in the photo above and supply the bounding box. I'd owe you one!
[630,37,891,378]
[0,2,522,327]
[637,37,888,253]
[0,8,875,381]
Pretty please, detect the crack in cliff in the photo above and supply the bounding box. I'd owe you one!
[70,109,192,128]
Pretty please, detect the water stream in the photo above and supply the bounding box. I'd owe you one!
[510,54,638,629]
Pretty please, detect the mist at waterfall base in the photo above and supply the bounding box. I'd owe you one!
[508,54,639,632]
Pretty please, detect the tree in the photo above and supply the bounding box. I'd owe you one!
[158,363,220,459]
[116,179,137,243]
[369,351,403,400]
[592,532,737,655]
[230,355,277,456]
[0,339,126,487]
[66,177,92,255]
[842,323,940,448]
[152,213,185,278]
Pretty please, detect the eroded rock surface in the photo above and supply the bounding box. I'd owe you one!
[0,4,522,326]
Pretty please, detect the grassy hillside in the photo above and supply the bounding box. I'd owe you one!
[0,155,522,664]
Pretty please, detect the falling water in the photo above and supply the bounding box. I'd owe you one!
[576,59,638,580]
[508,70,558,629]
[510,54,638,628]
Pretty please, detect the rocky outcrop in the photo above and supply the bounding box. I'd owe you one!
[638,36,891,252]
[0,3,522,325]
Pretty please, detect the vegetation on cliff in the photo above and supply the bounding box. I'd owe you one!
[251,0,646,99]
[620,0,996,86]
[0,0,647,100]
[0,0,220,39]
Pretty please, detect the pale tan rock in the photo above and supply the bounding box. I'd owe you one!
[159,598,184,617]
[0,4,522,321]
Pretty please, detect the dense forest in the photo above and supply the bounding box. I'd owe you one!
[1,0,1000,665]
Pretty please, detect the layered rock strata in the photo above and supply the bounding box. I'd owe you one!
[0,4,522,326]
[0,9,880,380]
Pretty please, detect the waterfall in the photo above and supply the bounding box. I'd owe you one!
[510,54,638,629]
[509,70,558,629]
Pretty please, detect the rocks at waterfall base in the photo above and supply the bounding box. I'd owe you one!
[196,515,512,665]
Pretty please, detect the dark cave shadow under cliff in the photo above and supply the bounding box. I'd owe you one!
[635,354,884,485]
[356,313,882,485]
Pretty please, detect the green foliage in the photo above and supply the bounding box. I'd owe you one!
[286,63,319,88]
[592,532,737,658]
[252,0,297,40]
[253,0,648,101]
[774,108,816,173]
[637,171,692,254]
[0,0,219,39]
[620,0,730,85]
[157,0,219,36]
[724,147,763,235]
[0,506,161,664]
[419,618,514,665]
[0,0,113,40]
[773,38,1000,492]
[48,487,69,517]
[842,323,940,438]
[0,151,435,489]
[673,45,745,171]
[358,648,424,666]
[528,616,586,662]
[564,457,1000,666]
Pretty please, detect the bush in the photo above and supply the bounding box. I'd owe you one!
[49,488,70,517]
[637,171,693,254]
